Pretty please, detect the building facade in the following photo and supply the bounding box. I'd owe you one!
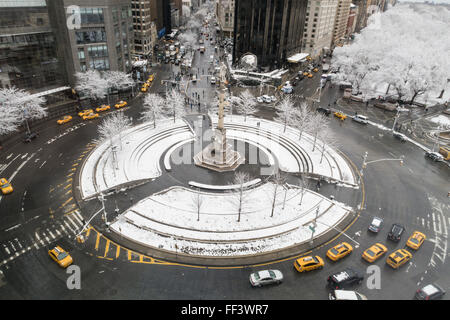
[131,0,158,59]
[216,0,234,38]
[346,3,357,37]
[302,0,337,58]
[48,0,134,86]
[333,0,352,45]
[233,0,308,71]
[0,0,66,92]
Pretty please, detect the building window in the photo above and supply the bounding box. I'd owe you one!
[78,48,85,60]
[89,58,109,70]
[75,28,107,44]
[88,45,108,58]
[80,8,104,24]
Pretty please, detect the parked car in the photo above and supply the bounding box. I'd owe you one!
[269,96,277,102]
[329,290,367,300]
[23,132,38,143]
[387,223,406,242]
[317,107,331,116]
[327,267,364,290]
[425,151,444,162]
[262,95,272,103]
[256,96,264,103]
[368,216,383,233]
[249,270,283,287]
[210,76,216,84]
[386,248,412,269]
[415,283,446,300]
[353,114,369,124]
[393,132,407,142]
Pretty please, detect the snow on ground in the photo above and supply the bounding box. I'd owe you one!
[109,183,353,256]
[428,114,450,128]
[80,119,192,198]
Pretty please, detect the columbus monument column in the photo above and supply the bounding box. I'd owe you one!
[193,63,245,172]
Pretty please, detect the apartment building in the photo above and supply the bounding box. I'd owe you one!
[302,0,338,58]
[333,0,352,45]
[131,0,158,58]
[216,0,234,38]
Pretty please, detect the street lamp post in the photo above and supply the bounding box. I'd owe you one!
[358,151,404,184]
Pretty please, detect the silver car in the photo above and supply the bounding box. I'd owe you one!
[249,269,283,287]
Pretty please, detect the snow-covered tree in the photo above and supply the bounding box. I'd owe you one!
[233,90,257,121]
[275,96,297,132]
[103,71,135,95]
[0,87,47,134]
[318,127,340,164]
[75,70,109,105]
[191,189,204,222]
[165,89,186,122]
[97,112,132,150]
[141,93,166,128]
[331,4,450,104]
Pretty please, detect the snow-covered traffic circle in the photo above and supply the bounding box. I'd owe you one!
[77,115,359,264]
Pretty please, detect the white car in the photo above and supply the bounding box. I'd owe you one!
[249,270,283,287]
[210,76,216,84]
[256,96,264,103]
[329,290,368,300]
[269,95,277,102]
[262,95,272,103]
[352,114,369,124]
[281,86,293,94]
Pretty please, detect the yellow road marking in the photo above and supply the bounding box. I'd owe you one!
[66,178,73,183]
[65,190,72,196]
[103,240,110,257]
[60,197,73,207]
[116,246,120,259]
[72,163,79,167]
[67,172,74,177]
[69,167,76,172]
[95,232,100,251]
[64,184,71,190]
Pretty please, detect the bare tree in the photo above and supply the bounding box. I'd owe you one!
[298,174,311,207]
[318,128,340,164]
[165,89,186,123]
[233,90,257,121]
[97,112,132,150]
[269,170,287,217]
[294,102,312,141]
[230,172,253,222]
[191,188,204,221]
[308,113,329,152]
[275,96,297,132]
[141,93,166,128]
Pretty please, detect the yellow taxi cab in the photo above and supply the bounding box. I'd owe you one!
[83,113,99,120]
[141,86,148,92]
[334,111,347,120]
[303,71,309,77]
[386,249,412,269]
[0,178,13,194]
[96,104,110,112]
[148,74,155,82]
[115,100,127,109]
[406,231,426,250]
[145,80,151,86]
[294,255,324,272]
[78,109,93,117]
[57,115,72,125]
[313,68,319,72]
[362,243,388,263]
[48,245,73,268]
[326,242,353,261]
[307,73,313,78]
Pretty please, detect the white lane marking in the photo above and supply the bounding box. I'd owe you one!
[9,153,36,182]
[21,153,28,160]
[8,241,16,252]
[66,216,79,230]
[0,154,21,176]
[55,229,61,236]
[71,213,83,225]
[47,229,56,239]
[6,154,13,160]
[3,245,10,255]
[14,239,22,249]
[39,161,47,169]
[421,218,425,227]
[63,220,76,234]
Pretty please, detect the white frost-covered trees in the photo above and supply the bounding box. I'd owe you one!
[332,4,450,104]
[141,93,167,128]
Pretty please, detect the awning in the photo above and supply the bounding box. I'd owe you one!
[287,53,310,63]
[16,86,71,103]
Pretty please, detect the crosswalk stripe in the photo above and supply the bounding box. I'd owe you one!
[47,229,56,239]
[66,216,79,230]
[71,213,83,225]
[3,245,10,255]
[63,220,77,234]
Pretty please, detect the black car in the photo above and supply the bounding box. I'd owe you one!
[327,267,364,290]
[387,223,405,242]
[317,107,331,116]
[415,283,446,300]
[425,151,444,162]
[23,132,38,143]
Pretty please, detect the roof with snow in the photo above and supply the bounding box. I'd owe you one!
[287,53,310,63]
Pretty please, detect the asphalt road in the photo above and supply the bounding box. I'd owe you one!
[0,16,449,301]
